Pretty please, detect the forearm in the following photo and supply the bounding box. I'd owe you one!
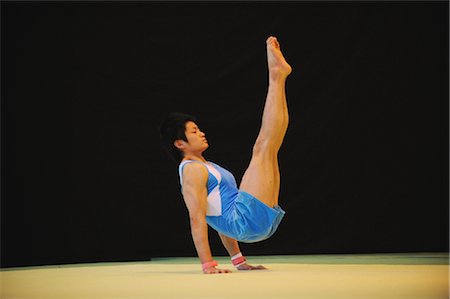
[190,217,213,264]
[218,233,241,257]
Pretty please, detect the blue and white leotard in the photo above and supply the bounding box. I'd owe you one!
[178,160,285,243]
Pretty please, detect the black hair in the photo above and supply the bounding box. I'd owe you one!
[159,112,197,163]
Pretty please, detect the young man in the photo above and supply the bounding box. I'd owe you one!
[160,36,292,274]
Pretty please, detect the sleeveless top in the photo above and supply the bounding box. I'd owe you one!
[178,159,286,243]
[178,160,239,217]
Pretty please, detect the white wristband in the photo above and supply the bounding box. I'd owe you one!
[231,252,243,260]
[231,252,246,268]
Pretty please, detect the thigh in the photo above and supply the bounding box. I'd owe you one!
[239,151,278,208]
[273,153,280,206]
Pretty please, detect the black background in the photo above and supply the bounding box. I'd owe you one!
[1,1,448,268]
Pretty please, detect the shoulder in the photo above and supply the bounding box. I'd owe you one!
[182,162,208,180]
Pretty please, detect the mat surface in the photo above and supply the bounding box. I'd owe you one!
[1,253,448,299]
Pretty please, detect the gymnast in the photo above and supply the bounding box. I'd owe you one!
[159,36,292,274]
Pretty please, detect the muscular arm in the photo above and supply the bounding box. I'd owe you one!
[181,163,231,273]
[182,163,212,263]
[218,233,240,257]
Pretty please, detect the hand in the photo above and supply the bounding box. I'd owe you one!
[235,263,268,271]
[203,266,232,274]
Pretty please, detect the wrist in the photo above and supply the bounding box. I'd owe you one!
[231,252,247,268]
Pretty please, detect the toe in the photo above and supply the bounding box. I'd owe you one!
[267,39,276,48]
[267,36,275,43]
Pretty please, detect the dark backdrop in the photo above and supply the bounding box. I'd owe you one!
[1,1,448,268]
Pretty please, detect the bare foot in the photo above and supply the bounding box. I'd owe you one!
[266,36,292,79]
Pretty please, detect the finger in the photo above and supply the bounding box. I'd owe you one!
[247,265,267,270]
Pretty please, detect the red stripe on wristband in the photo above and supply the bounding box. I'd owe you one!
[202,260,218,271]
[232,256,246,266]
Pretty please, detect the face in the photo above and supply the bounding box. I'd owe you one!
[174,121,209,154]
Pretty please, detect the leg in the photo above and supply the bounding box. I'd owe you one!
[239,36,291,208]
[272,153,281,206]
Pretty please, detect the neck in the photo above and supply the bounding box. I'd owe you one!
[182,154,207,163]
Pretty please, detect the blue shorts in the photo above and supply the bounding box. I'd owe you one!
[219,191,285,243]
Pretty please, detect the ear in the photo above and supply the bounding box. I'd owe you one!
[173,139,186,150]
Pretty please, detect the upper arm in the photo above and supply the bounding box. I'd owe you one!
[181,163,209,218]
